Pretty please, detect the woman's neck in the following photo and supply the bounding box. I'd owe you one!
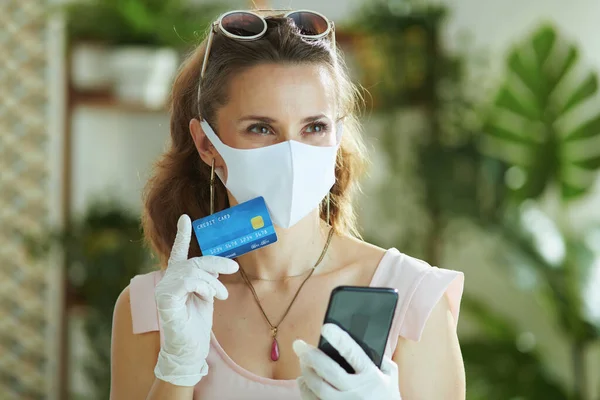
[235,210,331,280]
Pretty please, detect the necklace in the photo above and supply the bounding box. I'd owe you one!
[242,268,313,281]
[238,227,334,362]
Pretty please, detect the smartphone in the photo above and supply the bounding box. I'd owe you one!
[318,286,398,374]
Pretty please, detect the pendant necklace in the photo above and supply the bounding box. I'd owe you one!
[238,227,334,361]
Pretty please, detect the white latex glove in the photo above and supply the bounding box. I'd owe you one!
[154,214,239,387]
[293,323,401,400]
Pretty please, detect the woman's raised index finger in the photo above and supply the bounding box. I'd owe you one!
[169,214,192,264]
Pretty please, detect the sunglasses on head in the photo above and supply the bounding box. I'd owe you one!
[199,9,335,80]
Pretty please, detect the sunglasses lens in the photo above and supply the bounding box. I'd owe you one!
[286,12,329,36]
[221,12,266,37]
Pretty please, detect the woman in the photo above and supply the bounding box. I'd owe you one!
[111,9,465,400]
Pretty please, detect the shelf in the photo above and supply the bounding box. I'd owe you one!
[69,88,167,113]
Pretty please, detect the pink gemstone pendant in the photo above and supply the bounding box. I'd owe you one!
[271,338,280,361]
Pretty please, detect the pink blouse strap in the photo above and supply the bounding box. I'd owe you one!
[373,249,464,354]
[129,270,163,334]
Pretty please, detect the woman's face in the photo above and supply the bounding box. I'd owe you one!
[191,63,338,183]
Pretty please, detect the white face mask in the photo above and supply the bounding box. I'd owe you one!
[200,120,342,228]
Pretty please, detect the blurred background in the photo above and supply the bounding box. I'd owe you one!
[1,0,600,398]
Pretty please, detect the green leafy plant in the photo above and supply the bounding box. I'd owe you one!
[62,0,226,48]
[483,24,600,200]
[67,203,151,399]
[354,0,506,262]
[461,295,569,400]
[351,2,600,399]
[482,24,600,399]
[486,205,600,400]
[26,202,151,399]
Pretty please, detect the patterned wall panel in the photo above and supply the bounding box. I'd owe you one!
[0,1,51,399]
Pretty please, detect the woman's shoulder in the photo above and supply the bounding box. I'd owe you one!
[112,278,161,352]
[375,248,461,283]
[126,270,164,334]
[341,236,464,342]
[376,249,464,342]
[112,280,161,398]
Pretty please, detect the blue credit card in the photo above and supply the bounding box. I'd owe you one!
[192,196,278,259]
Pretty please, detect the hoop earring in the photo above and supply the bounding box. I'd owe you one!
[210,158,215,215]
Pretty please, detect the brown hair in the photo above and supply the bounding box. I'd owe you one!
[142,16,368,267]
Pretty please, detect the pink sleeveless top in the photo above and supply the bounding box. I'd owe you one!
[129,249,464,400]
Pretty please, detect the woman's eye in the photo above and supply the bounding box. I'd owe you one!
[305,122,330,134]
[247,124,272,135]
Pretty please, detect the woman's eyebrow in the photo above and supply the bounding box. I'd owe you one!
[238,114,330,124]
[237,114,331,124]
[300,114,330,123]
[237,115,276,123]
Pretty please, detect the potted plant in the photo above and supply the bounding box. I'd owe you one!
[26,201,153,399]
[352,2,600,396]
[63,0,224,107]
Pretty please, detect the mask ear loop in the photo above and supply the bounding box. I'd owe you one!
[210,158,215,215]
[326,192,331,226]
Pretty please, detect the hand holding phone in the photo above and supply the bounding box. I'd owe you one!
[317,286,398,373]
[294,290,402,400]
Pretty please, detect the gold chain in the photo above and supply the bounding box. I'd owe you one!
[238,227,334,336]
[241,268,314,282]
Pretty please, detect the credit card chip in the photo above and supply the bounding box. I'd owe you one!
[251,216,264,230]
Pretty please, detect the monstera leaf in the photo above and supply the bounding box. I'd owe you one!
[483,24,600,200]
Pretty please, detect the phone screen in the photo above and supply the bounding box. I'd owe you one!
[318,286,398,374]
